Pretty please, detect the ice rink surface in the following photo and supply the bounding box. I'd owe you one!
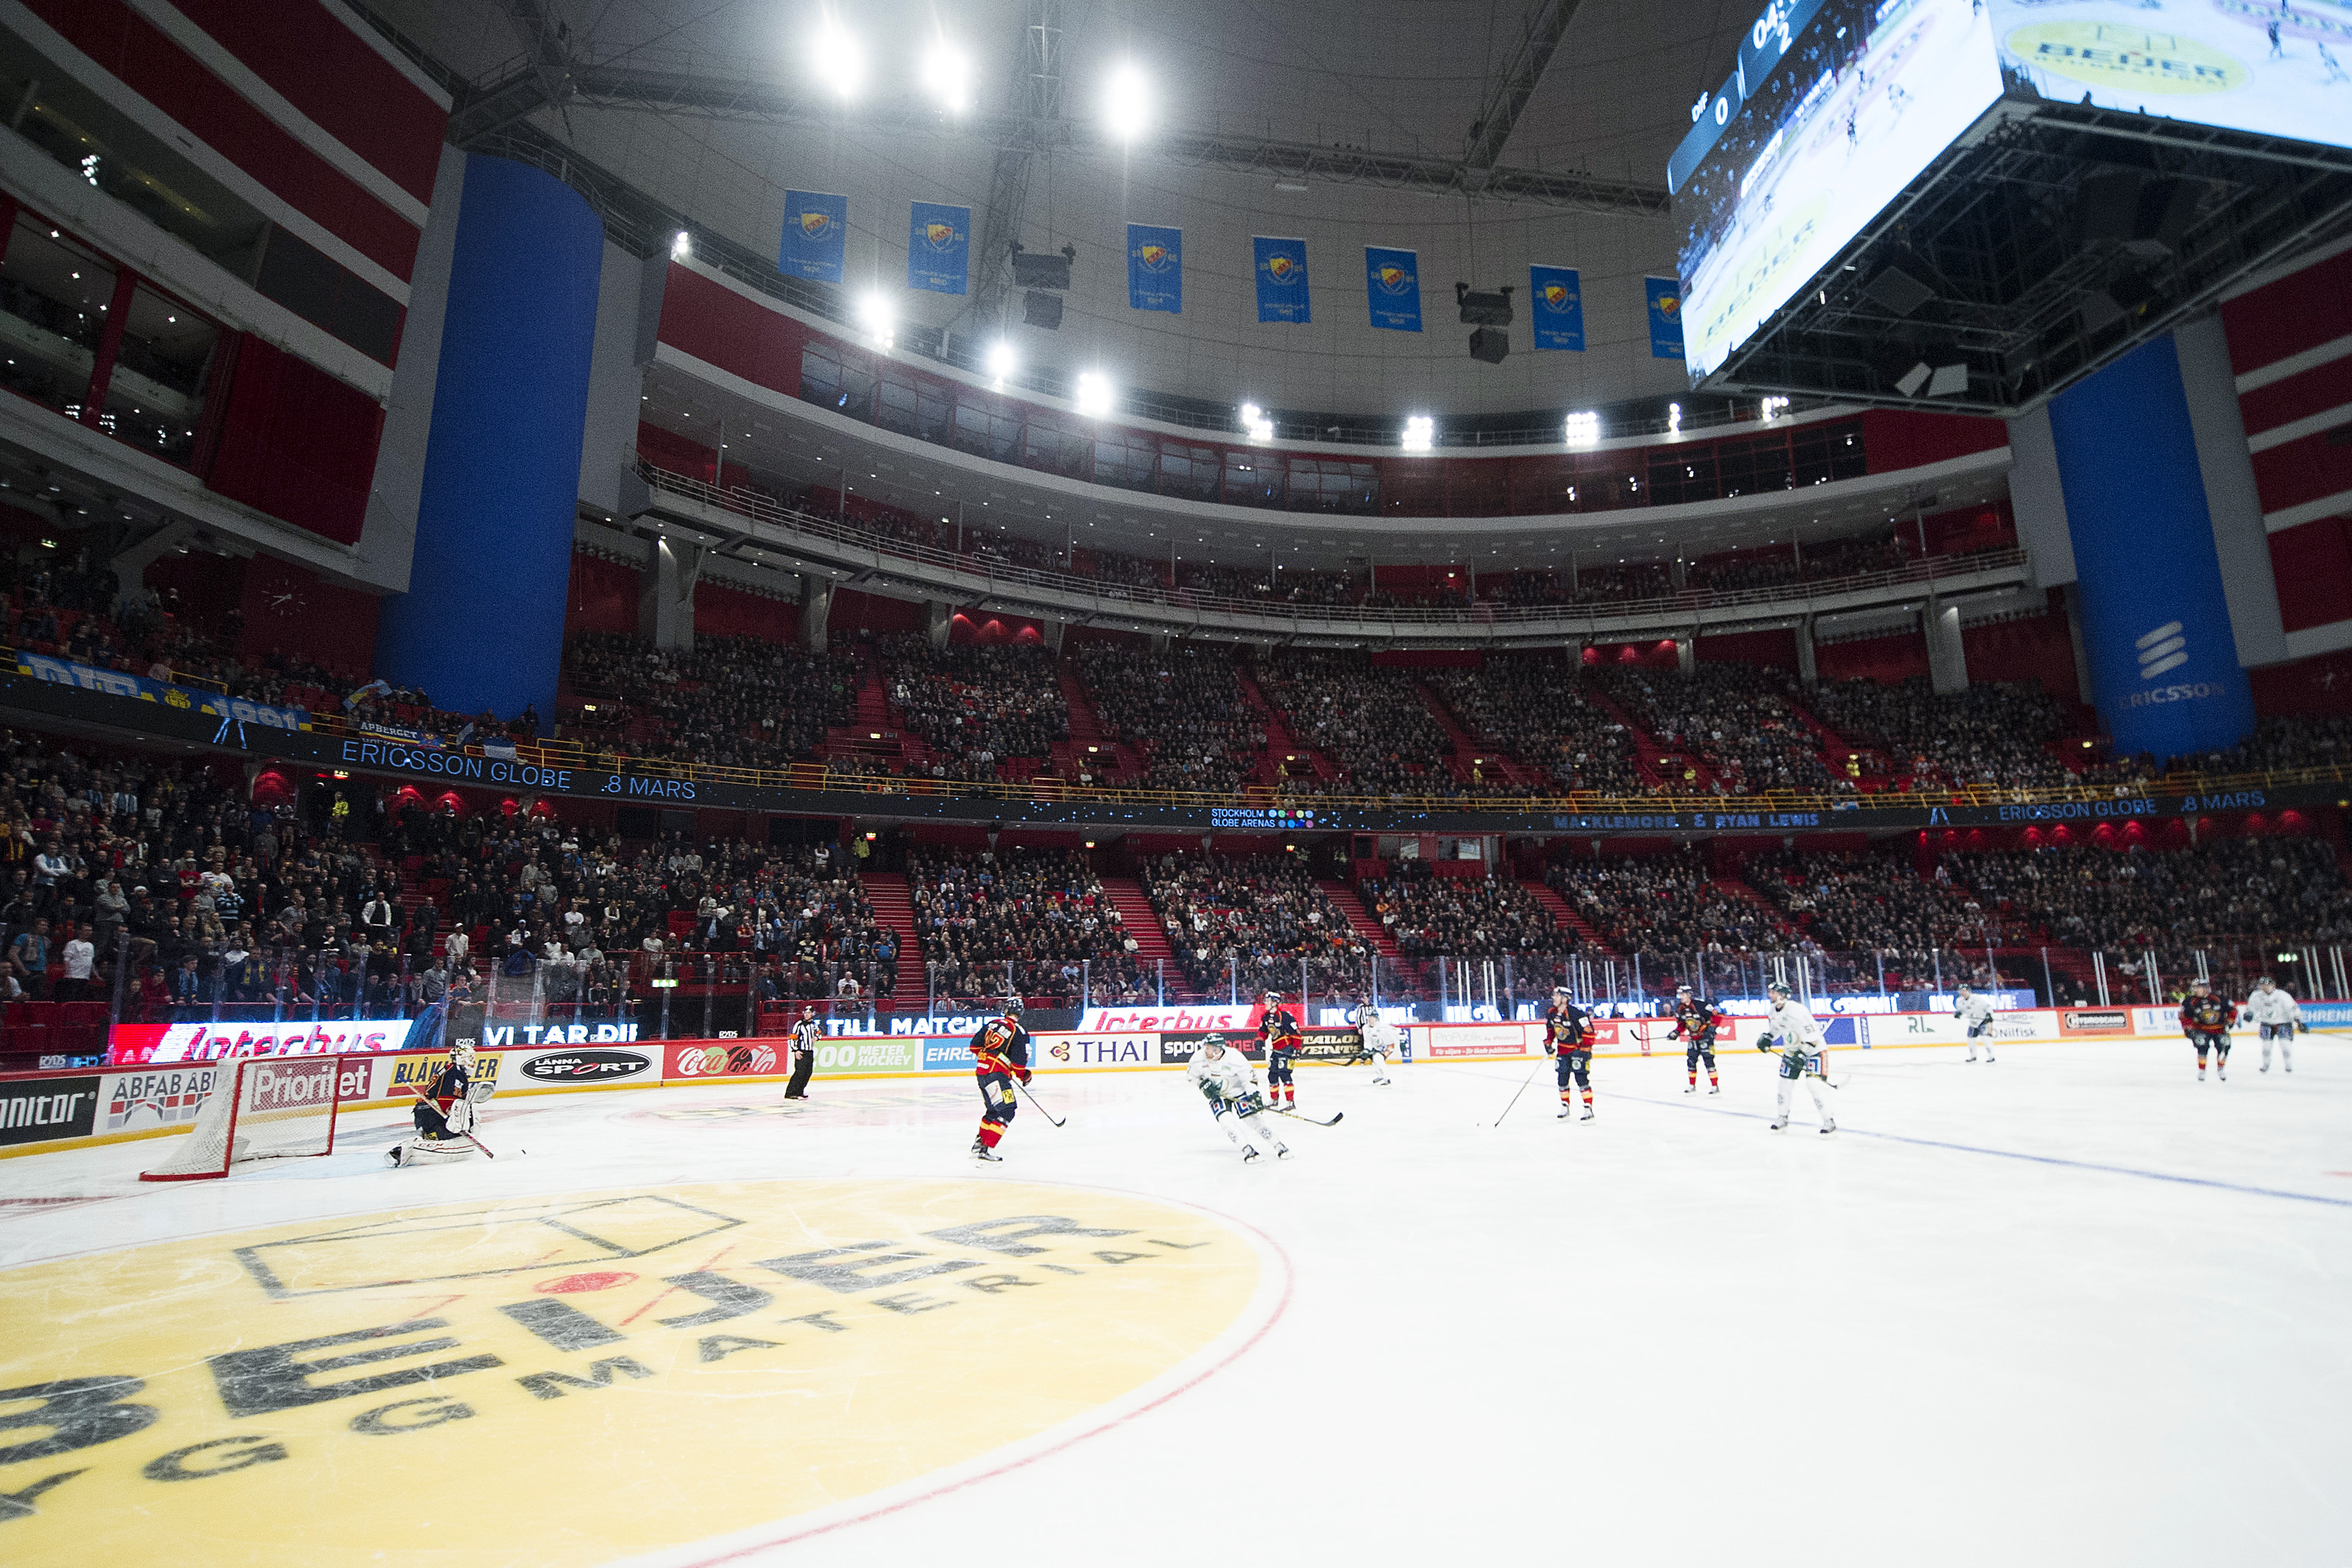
[4,1034,2348,1567]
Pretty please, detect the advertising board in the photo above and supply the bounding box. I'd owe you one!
[665,1040,786,1080]
[0,1074,101,1146]
[1414,1022,1536,1059]
[1039,1033,1160,1070]
[1160,1029,1262,1066]
[107,1018,416,1067]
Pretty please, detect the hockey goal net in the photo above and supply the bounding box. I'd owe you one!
[140,1056,342,1181]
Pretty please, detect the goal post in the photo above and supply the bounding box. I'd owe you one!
[139,1056,343,1182]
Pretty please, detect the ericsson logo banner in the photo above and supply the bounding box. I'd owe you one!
[2046,334,2255,762]
[2136,622,2188,682]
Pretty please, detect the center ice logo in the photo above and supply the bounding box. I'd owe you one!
[0,1180,1267,1564]
[2136,621,2189,681]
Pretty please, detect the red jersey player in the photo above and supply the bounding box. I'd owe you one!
[969,997,1033,1161]
[2178,977,2236,1082]
[1258,991,1303,1111]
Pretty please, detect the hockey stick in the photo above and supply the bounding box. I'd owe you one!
[1270,1106,1343,1127]
[400,1085,496,1158]
[1015,1078,1066,1127]
[1491,1063,1543,1127]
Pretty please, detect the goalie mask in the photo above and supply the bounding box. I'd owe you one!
[447,1037,477,1076]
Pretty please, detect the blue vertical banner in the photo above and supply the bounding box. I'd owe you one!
[1127,224,1182,313]
[779,191,847,283]
[1253,236,1309,323]
[1645,277,1685,359]
[907,202,970,295]
[2047,334,2255,761]
[1365,247,1422,332]
[1529,265,1584,351]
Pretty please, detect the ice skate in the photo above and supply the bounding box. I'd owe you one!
[1819,1120,1836,1135]
[2218,1065,2227,1082]
[1708,1084,1721,1095]
[1241,1146,1261,1164]
[1770,1117,1788,1131]
[1557,1104,1573,1119]
[1275,1144,1293,1159]
[1685,1082,1697,1093]
[1579,1105,1594,1121]
[1373,1075,1390,1086]
[971,1139,1002,1162]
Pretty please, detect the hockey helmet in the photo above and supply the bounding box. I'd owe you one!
[1675,983,1693,997]
[2189,976,2211,990]
[1002,996,1025,1018]
[1552,984,1572,998]
[1263,990,1283,1005]
[1201,1039,1227,1056]
[447,1036,477,1074]
[1766,979,1791,999]
[2256,975,2276,990]
[1956,983,1973,994]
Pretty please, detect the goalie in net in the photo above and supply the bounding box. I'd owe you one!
[140,1054,343,1181]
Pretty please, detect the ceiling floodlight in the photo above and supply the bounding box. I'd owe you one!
[1565,411,1599,447]
[858,291,895,349]
[1760,396,1791,421]
[1074,371,1115,418]
[1103,61,1150,141]
[811,18,865,99]
[1402,415,1434,453]
[1667,401,1682,433]
[920,38,971,112]
[985,339,1017,390]
[671,230,691,260]
[1240,403,1274,443]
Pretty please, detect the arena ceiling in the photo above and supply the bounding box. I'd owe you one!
[367,1,1763,417]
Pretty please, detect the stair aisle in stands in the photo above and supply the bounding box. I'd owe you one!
[1317,879,1412,990]
[1055,666,1141,781]
[857,873,924,990]
[1417,682,1535,786]
[1582,683,1716,791]
[1100,877,1176,970]
[1235,660,1336,784]
[1520,879,1614,954]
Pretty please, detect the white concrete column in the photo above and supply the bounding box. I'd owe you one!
[1925,599,1968,695]
[1796,616,1817,683]
[640,536,698,651]
[800,579,832,652]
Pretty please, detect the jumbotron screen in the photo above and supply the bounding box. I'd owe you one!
[1672,0,2003,379]
[1988,0,2352,153]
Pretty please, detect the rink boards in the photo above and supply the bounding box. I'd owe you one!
[2,1006,2327,1161]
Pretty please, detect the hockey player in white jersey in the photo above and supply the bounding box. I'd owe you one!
[1351,995,1401,1086]
[2242,977,2302,1073]
[1758,980,1835,1135]
[1955,984,1998,1063]
[1185,1040,1291,1162]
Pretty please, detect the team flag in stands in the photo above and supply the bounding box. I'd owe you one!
[907,202,971,295]
[1364,247,1422,332]
[1127,224,1183,313]
[1529,265,1584,351]
[1646,276,1685,359]
[1253,236,1310,322]
[780,191,847,283]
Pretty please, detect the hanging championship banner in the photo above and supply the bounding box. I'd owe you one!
[1646,276,1686,359]
[1253,236,1309,323]
[780,191,848,283]
[1530,264,1584,351]
[1365,246,1422,332]
[908,202,971,295]
[1127,223,1182,313]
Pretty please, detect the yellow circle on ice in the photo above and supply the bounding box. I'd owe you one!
[2004,22,2247,95]
[0,1180,1263,1566]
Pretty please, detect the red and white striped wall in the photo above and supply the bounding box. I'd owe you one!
[2220,241,2352,655]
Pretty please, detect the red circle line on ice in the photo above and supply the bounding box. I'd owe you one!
[534,1270,640,1293]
